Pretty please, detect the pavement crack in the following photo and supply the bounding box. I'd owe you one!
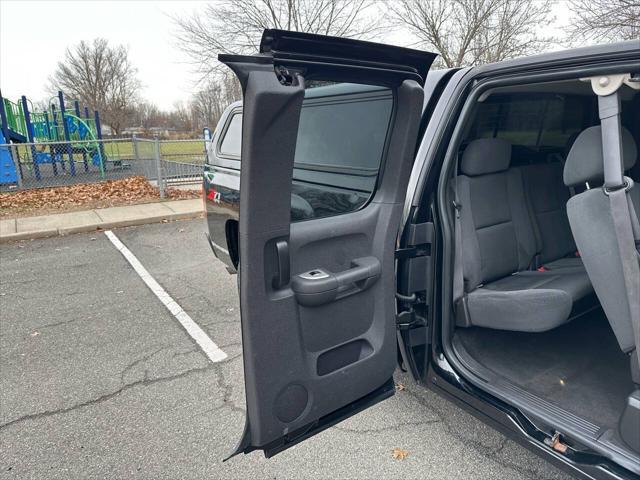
[171,347,199,359]
[34,316,84,331]
[0,365,214,432]
[213,367,245,415]
[401,385,557,479]
[119,346,172,383]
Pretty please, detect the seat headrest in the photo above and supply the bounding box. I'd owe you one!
[461,138,512,176]
[563,126,638,187]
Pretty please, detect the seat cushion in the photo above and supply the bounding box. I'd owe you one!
[543,256,584,272]
[485,270,593,302]
[465,270,593,332]
[466,287,572,332]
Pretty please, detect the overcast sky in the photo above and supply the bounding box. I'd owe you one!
[1,1,207,110]
[1,0,574,111]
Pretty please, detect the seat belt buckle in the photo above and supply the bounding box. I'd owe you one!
[452,200,461,218]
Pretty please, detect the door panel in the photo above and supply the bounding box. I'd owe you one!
[225,29,435,458]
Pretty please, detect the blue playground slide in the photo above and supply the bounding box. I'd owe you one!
[0,131,19,185]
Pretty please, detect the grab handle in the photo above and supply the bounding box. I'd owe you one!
[291,257,380,307]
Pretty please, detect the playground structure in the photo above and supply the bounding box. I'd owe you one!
[0,90,106,186]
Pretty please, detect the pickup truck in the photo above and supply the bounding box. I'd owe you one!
[204,29,640,479]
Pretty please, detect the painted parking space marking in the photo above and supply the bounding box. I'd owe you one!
[104,229,227,363]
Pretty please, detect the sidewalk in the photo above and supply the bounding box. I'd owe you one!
[0,199,203,243]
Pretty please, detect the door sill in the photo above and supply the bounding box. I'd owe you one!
[450,335,640,475]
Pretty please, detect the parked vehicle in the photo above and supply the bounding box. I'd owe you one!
[203,29,640,479]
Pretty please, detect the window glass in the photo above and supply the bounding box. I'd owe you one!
[471,103,501,139]
[218,113,242,157]
[215,83,393,221]
[468,94,590,149]
[294,88,392,171]
[290,83,393,222]
[495,98,545,146]
[539,96,588,147]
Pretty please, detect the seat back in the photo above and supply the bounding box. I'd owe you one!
[457,139,537,292]
[564,126,639,353]
[520,162,576,264]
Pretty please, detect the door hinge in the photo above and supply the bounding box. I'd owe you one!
[396,222,433,259]
[396,310,426,330]
[395,293,426,330]
[395,246,421,259]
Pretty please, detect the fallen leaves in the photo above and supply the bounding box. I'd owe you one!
[0,176,200,218]
[395,383,406,391]
[391,448,409,460]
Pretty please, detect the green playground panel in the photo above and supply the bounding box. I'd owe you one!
[2,98,27,138]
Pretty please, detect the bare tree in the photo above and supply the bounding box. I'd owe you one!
[191,81,224,132]
[173,0,382,80]
[191,71,243,131]
[567,0,640,43]
[50,38,141,135]
[388,0,555,68]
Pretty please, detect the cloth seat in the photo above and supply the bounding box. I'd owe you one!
[456,138,594,332]
[564,126,639,355]
[519,161,586,272]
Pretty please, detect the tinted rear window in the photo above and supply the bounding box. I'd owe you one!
[215,84,394,222]
[294,93,392,171]
[468,94,594,148]
[217,92,392,170]
[218,113,242,157]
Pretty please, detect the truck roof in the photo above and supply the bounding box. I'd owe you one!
[473,39,639,78]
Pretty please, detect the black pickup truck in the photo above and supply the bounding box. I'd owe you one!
[204,29,640,479]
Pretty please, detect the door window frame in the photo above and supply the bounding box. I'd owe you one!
[213,107,243,170]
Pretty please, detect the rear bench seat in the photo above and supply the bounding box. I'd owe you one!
[455,138,594,332]
[519,161,584,271]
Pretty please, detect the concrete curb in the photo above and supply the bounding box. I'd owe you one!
[0,201,203,243]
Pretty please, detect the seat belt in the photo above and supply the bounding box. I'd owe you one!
[599,93,640,373]
[626,190,640,254]
[452,155,465,307]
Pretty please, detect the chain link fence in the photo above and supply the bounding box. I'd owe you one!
[0,137,207,195]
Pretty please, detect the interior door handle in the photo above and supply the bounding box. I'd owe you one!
[273,240,290,289]
[291,257,381,307]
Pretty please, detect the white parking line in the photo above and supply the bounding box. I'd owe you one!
[104,230,228,363]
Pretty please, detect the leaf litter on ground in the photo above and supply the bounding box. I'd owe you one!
[0,176,200,218]
[392,448,409,460]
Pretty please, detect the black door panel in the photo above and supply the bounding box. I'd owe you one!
[224,29,434,458]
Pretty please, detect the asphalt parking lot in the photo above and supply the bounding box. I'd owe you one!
[0,219,572,479]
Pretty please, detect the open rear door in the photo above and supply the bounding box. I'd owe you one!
[223,29,436,458]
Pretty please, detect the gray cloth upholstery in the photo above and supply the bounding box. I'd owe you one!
[458,169,537,290]
[456,139,594,332]
[466,288,571,332]
[485,270,593,300]
[632,350,640,385]
[520,162,577,265]
[467,271,592,332]
[631,179,640,214]
[461,138,511,176]
[564,126,640,359]
[563,126,637,187]
[567,189,639,352]
[544,256,584,271]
